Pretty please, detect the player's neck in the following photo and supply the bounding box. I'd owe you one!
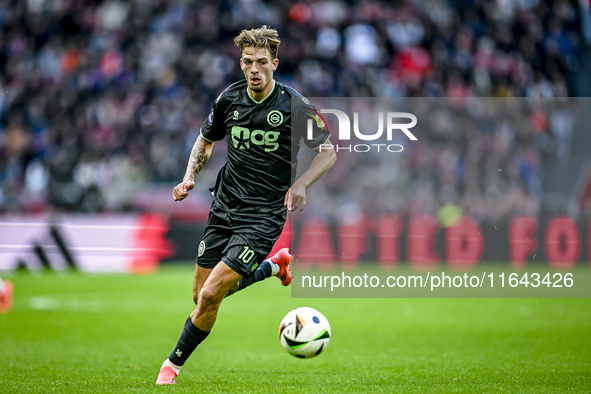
[248,80,275,103]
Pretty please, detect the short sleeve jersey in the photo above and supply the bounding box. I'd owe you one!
[200,79,330,217]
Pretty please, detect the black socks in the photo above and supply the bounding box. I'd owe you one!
[168,317,210,366]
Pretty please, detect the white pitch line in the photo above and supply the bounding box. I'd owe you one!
[0,244,160,252]
[0,222,165,230]
[27,295,188,314]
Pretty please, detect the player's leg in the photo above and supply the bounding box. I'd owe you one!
[156,224,227,385]
[191,224,230,304]
[192,265,212,305]
[156,262,240,385]
[156,232,277,385]
[190,261,241,329]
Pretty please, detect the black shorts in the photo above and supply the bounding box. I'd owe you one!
[196,210,284,277]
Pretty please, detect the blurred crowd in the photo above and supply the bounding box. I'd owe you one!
[303,96,576,224]
[0,0,585,218]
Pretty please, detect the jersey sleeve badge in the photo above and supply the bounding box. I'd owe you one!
[207,109,214,125]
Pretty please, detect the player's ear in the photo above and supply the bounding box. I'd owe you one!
[272,58,279,71]
[240,58,244,70]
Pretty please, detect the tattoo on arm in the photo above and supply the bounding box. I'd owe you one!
[185,135,211,180]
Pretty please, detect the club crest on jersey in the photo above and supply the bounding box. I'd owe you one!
[198,241,205,257]
[207,109,214,125]
[267,110,283,127]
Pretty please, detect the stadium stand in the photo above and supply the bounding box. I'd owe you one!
[0,0,587,222]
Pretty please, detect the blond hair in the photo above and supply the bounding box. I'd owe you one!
[234,26,281,59]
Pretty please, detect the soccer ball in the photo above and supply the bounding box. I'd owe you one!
[278,307,331,358]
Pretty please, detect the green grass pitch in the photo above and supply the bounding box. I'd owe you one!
[1,264,590,393]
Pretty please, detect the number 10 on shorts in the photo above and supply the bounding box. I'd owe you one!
[239,246,255,264]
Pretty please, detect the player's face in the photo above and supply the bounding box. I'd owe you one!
[240,46,278,98]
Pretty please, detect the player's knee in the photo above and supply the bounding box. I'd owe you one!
[192,289,199,305]
[197,286,222,311]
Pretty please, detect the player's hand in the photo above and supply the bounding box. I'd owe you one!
[173,180,195,201]
[284,182,307,212]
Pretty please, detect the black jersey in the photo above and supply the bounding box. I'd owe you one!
[200,80,330,218]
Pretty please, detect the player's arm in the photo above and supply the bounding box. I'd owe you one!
[173,135,215,201]
[284,139,336,212]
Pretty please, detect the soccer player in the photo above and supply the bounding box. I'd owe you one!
[156,26,336,385]
[0,276,13,314]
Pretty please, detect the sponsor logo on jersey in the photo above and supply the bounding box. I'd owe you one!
[233,110,239,120]
[207,109,214,125]
[231,126,280,152]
